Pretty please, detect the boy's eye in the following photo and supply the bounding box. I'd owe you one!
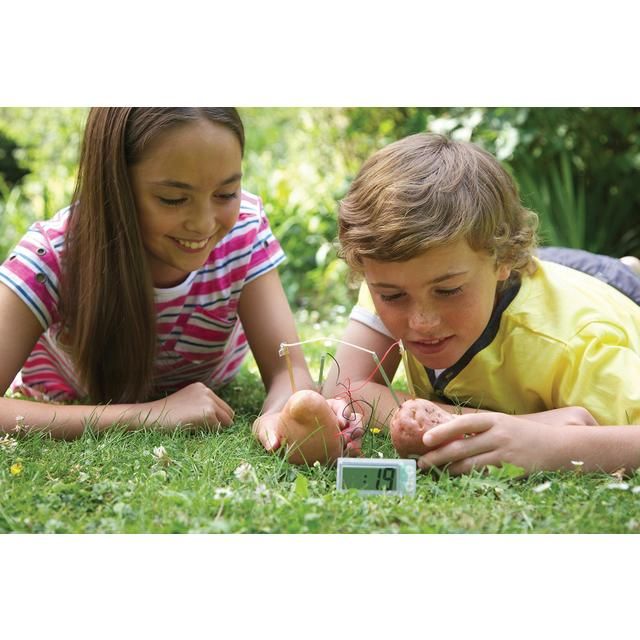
[379,292,405,303]
[436,286,463,297]
[158,197,187,206]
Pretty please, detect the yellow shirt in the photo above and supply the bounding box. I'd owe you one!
[352,259,640,425]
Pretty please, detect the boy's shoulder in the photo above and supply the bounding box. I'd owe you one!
[509,258,639,341]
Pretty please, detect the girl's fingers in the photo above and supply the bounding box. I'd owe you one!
[207,391,234,426]
[214,404,235,427]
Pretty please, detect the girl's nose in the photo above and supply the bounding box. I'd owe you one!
[184,202,220,235]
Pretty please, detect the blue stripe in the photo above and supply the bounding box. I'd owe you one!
[0,271,49,328]
[20,366,59,376]
[200,248,253,275]
[229,218,257,234]
[176,338,229,349]
[13,250,60,298]
[245,255,286,282]
[184,294,234,309]
[189,315,235,329]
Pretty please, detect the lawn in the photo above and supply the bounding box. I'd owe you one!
[2,360,639,534]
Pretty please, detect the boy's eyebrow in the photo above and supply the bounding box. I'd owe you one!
[149,173,243,190]
[370,270,469,288]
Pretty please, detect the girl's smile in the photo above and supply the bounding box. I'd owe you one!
[170,234,216,252]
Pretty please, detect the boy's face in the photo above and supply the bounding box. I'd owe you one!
[362,238,511,370]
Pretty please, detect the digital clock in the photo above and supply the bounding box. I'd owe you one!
[336,458,416,496]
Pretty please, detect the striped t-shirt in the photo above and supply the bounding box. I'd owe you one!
[0,190,285,401]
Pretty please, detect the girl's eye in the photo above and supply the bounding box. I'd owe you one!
[158,197,187,207]
[216,192,238,201]
[379,292,405,303]
[436,286,463,297]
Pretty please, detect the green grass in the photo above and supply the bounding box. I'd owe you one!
[2,318,639,534]
[2,364,640,534]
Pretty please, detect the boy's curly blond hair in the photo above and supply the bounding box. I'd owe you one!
[338,133,539,277]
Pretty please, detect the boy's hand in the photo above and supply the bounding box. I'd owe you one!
[417,412,565,475]
[390,398,453,457]
[326,398,364,456]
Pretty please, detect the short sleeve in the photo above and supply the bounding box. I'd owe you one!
[0,222,62,330]
[244,196,286,284]
[349,280,394,338]
[553,323,640,425]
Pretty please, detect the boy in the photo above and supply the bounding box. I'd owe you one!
[323,133,640,474]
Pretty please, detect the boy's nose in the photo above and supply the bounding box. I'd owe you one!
[408,307,440,332]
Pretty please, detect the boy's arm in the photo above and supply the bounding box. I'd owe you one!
[321,319,597,430]
[418,413,640,475]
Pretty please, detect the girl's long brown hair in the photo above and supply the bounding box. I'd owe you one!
[59,108,244,403]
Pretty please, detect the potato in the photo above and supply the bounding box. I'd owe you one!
[278,389,344,465]
[390,399,453,458]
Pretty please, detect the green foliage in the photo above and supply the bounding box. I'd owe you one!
[0,128,29,187]
[0,108,86,259]
[417,107,640,256]
[1,107,638,317]
[240,108,356,311]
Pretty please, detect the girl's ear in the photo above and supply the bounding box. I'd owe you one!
[496,262,512,281]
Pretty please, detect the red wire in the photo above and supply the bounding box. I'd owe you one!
[333,339,401,419]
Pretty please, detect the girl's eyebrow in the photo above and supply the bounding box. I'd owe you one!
[370,271,468,288]
[149,173,243,190]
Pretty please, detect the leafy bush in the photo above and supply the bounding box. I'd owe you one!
[1,108,638,318]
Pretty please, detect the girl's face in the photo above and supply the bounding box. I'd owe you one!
[362,238,511,370]
[130,119,242,287]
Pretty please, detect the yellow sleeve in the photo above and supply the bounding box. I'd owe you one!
[553,325,640,425]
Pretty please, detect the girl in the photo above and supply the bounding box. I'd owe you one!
[0,107,348,445]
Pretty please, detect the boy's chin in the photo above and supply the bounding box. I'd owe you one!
[413,352,460,371]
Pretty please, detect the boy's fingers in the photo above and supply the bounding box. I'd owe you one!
[418,432,493,469]
[422,413,494,447]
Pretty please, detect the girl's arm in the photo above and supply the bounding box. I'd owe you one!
[237,268,315,449]
[0,284,234,438]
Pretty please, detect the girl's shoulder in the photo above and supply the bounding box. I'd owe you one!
[5,205,71,270]
[238,189,263,214]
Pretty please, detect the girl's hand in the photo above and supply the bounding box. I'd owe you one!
[252,394,365,460]
[417,412,564,475]
[252,413,282,452]
[147,382,235,431]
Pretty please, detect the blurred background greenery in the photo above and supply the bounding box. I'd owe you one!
[1,107,639,318]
